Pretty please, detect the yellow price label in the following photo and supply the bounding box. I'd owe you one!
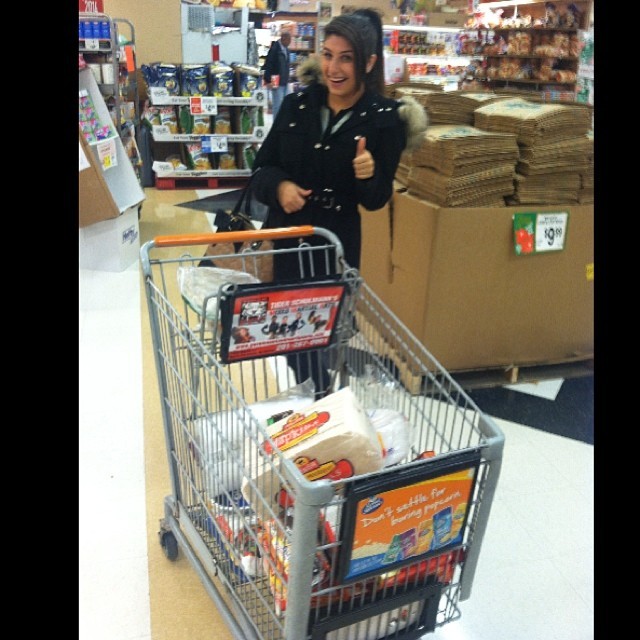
[586,263,594,281]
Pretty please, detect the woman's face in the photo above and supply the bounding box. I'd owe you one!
[321,34,372,105]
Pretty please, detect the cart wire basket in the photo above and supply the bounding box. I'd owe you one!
[140,226,504,640]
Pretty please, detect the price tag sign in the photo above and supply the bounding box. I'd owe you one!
[149,86,169,103]
[513,211,569,256]
[96,138,117,170]
[252,126,267,141]
[84,38,100,51]
[535,212,568,252]
[189,96,217,115]
[152,161,175,173]
[152,125,171,137]
[201,136,228,153]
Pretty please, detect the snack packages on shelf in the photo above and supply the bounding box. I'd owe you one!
[78,90,113,143]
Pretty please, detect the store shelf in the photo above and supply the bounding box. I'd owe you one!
[79,66,145,221]
[481,54,578,60]
[79,13,140,138]
[155,169,252,178]
[143,63,268,183]
[261,15,317,89]
[383,23,471,88]
[388,25,464,34]
[462,0,593,98]
[492,26,579,33]
[148,91,268,108]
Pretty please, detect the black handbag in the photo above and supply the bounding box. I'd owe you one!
[199,173,273,282]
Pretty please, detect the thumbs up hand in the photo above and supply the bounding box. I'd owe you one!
[353,136,375,180]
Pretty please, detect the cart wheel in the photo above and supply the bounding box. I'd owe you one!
[160,531,179,561]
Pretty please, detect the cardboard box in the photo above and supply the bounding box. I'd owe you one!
[79,206,140,272]
[360,191,594,372]
[359,200,393,302]
[425,12,468,28]
[335,0,401,24]
[79,67,145,228]
[436,0,470,10]
[79,133,120,228]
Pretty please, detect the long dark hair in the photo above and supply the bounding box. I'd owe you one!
[322,9,385,94]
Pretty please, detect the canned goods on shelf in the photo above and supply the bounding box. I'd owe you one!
[100,21,111,40]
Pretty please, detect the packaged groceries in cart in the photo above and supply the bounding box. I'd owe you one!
[140,226,504,640]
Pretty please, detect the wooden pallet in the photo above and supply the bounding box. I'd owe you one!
[450,359,594,391]
[389,353,594,395]
[353,310,594,393]
[155,176,249,190]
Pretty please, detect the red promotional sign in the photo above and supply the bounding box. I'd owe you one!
[190,96,203,115]
[219,280,346,364]
[79,0,104,13]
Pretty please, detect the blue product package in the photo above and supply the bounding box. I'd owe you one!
[432,506,453,548]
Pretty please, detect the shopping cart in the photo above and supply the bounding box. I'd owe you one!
[140,226,504,640]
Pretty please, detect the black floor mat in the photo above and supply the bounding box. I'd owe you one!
[177,191,269,222]
[344,348,593,445]
[466,375,594,445]
[176,190,243,213]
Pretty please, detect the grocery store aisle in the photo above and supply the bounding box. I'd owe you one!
[78,187,594,640]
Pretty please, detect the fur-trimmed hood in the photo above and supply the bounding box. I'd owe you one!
[297,56,428,151]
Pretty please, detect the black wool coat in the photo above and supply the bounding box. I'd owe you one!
[251,82,408,272]
[262,41,290,85]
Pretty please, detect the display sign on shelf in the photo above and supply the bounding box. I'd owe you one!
[152,161,176,174]
[151,129,262,144]
[201,136,229,154]
[96,138,118,170]
[149,87,267,108]
[83,38,101,51]
[152,168,252,178]
[513,211,569,255]
[79,0,104,13]
[189,96,219,116]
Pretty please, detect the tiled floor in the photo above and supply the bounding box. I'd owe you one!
[78,187,594,640]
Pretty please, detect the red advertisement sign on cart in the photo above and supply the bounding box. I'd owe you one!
[79,0,104,13]
[219,280,346,363]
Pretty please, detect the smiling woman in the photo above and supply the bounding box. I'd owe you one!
[249,9,427,273]
[247,7,428,390]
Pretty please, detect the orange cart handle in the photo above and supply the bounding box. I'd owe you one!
[152,225,318,248]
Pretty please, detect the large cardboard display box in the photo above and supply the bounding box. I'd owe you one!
[359,200,394,303]
[360,191,594,373]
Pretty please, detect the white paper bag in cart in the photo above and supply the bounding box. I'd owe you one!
[192,379,317,498]
[241,387,385,509]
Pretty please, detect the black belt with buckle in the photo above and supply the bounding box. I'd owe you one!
[309,188,341,211]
